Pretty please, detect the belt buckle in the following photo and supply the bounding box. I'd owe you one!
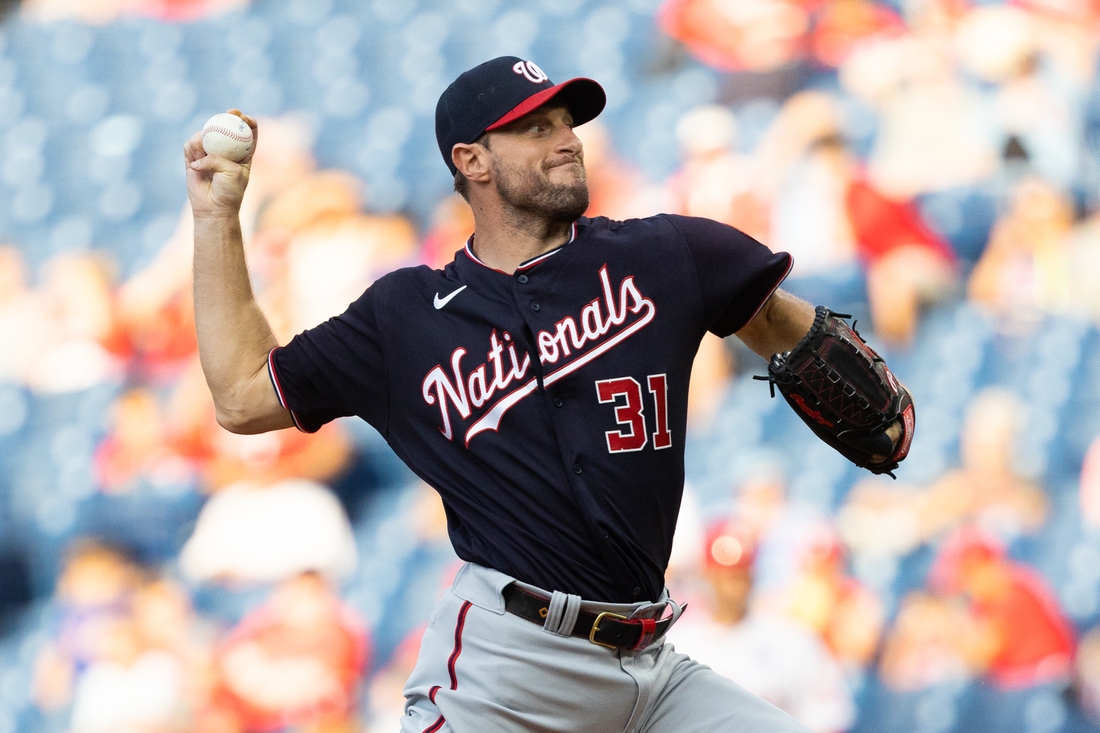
[589,611,627,649]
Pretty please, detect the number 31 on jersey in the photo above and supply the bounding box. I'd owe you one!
[595,374,672,453]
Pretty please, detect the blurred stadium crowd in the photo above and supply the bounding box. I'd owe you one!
[2,0,1100,731]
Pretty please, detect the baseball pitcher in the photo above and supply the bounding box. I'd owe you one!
[184,56,912,733]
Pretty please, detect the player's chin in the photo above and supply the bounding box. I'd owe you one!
[546,188,589,222]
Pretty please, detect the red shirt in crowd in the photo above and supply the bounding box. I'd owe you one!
[974,565,1075,689]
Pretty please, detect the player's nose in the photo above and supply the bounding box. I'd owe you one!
[556,125,583,159]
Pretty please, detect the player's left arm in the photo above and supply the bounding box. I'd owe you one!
[670,212,910,470]
[736,289,908,467]
[734,288,815,359]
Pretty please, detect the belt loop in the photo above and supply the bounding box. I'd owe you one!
[669,598,684,621]
[542,590,582,637]
[627,596,686,650]
[664,597,685,630]
[631,618,659,651]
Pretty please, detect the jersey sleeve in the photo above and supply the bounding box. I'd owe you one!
[268,285,388,435]
[665,214,793,338]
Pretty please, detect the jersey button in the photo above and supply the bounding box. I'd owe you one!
[530,302,540,311]
[633,587,641,597]
[573,463,582,474]
[517,274,529,284]
[553,397,563,408]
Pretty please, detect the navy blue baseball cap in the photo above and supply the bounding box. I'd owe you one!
[435,56,606,176]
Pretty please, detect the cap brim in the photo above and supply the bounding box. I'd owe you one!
[486,77,606,132]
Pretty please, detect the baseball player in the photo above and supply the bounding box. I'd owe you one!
[184,56,911,733]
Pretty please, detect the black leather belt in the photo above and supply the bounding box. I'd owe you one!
[502,583,672,650]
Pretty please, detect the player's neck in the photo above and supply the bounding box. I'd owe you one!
[468,206,574,274]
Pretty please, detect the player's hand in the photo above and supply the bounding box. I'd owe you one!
[869,419,904,465]
[184,109,258,219]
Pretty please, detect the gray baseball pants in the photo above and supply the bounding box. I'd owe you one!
[399,562,811,733]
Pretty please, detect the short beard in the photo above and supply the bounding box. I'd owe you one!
[492,156,589,224]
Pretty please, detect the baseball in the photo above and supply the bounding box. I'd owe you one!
[201,113,253,162]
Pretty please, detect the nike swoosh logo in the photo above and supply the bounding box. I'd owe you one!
[433,285,467,310]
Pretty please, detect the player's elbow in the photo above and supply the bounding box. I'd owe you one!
[214,402,274,434]
[215,404,255,434]
[210,366,291,434]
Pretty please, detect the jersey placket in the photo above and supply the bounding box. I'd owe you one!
[510,247,647,601]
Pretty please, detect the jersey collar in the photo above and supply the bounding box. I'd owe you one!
[463,221,578,275]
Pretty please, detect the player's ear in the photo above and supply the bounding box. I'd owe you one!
[452,142,491,185]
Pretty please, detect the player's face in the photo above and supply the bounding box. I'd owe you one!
[487,105,589,223]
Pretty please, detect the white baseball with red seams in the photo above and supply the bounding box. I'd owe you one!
[201,113,253,162]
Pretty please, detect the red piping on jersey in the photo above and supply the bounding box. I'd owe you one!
[267,347,309,433]
[421,600,473,733]
[463,222,576,274]
[741,255,794,329]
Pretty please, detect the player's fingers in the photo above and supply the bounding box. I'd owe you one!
[866,420,905,464]
[183,143,203,166]
[241,113,259,153]
[183,131,206,164]
[189,153,240,175]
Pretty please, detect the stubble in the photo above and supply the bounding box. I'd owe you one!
[492,155,589,224]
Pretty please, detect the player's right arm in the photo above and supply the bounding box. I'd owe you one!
[185,111,294,434]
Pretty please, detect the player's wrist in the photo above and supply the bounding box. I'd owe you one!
[191,209,243,226]
[190,194,245,221]
[192,209,240,219]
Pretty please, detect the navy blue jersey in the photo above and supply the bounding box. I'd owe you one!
[269,214,791,602]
